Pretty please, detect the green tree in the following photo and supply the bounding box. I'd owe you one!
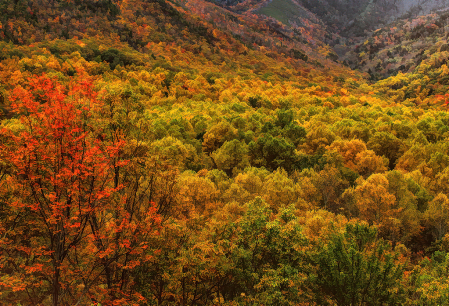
[368,132,406,169]
[248,134,296,172]
[407,252,449,306]
[312,223,405,306]
[223,198,307,305]
[211,139,249,177]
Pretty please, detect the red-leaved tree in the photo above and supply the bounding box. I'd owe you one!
[0,75,160,305]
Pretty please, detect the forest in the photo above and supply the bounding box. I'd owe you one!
[2,0,449,305]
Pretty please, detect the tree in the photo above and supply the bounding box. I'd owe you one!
[0,75,160,305]
[328,139,387,178]
[301,124,336,155]
[424,193,449,241]
[176,171,219,218]
[224,198,307,305]
[368,132,406,170]
[312,223,405,306]
[320,165,354,213]
[407,252,449,306]
[248,134,296,172]
[202,121,238,154]
[354,150,388,178]
[353,174,397,228]
[260,168,297,210]
[211,139,249,177]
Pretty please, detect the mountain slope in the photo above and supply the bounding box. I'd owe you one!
[3,0,449,305]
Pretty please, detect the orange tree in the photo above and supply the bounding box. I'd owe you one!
[0,75,160,305]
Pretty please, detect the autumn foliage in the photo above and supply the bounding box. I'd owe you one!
[0,74,160,305]
[3,0,449,304]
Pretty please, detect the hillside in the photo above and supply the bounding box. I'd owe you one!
[344,10,449,78]
[216,0,405,38]
[2,0,449,305]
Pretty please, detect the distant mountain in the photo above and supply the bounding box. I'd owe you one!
[212,0,399,36]
[294,0,400,36]
[214,0,449,38]
[399,0,449,17]
[343,8,449,79]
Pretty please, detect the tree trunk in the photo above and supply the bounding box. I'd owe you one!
[53,261,60,306]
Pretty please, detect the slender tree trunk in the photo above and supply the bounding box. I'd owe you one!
[158,274,164,305]
[53,261,60,306]
[182,266,187,306]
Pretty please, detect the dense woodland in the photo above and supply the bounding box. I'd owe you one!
[2,0,449,305]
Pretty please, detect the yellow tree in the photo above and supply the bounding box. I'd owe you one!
[328,139,367,170]
[353,174,398,233]
[424,193,449,240]
[354,150,388,178]
[202,121,238,154]
[328,139,388,177]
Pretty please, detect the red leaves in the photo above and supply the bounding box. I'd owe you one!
[434,93,449,105]
[0,73,161,305]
